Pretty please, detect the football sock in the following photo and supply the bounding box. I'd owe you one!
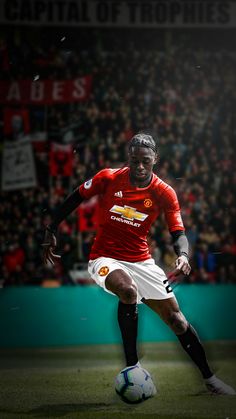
[177,324,213,379]
[118,301,138,366]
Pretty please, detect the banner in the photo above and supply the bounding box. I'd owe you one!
[1,138,37,191]
[3,108,30,135]
[0,76,92,105]
[0,1,235,28]
[78,196,99,232]
[49,143,73,177]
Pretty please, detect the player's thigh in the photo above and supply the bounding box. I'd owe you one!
[143,297,187,330]
[88,257,137,299]
[105,269,136,294]
[123,258,174,301]
[143,296,180,317]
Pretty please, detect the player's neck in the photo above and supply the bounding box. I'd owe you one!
[129,174,153,188]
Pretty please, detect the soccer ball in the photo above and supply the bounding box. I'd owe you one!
[115,365,157,404]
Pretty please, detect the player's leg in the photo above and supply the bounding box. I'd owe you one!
[88,258,139,366]
[143,297,213,378]
[106,269,139,366]
[143,297,236,395]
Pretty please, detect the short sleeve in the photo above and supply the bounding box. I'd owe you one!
[160,185,185,232]
[78,169,112,200]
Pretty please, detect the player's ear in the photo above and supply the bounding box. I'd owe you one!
[153,153,158,164]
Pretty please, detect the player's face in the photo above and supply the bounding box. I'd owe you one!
[128,146,157,186]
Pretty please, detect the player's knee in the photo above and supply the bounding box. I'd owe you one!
[119,283,137,304]
[166,311,187,334]
[106,270,137,303]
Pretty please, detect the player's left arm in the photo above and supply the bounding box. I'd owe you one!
[161,184,191,276]
[170,230,191,276]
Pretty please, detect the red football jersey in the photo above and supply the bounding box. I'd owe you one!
[79,167,184,262]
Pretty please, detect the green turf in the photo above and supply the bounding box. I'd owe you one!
[0,341,236,419]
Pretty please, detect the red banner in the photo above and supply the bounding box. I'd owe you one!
[0,76,92,104]
[3,108,30,135]
[78,196,99,232]
[49,143,73,177]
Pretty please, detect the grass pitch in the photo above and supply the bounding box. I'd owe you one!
[0,341,235,419]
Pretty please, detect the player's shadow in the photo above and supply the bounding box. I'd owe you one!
[0,396,134,417]
[0,403,122,418]
[29,403,112,416]
[27,400,130,417]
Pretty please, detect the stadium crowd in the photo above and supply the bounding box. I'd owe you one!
[0,28,235,286]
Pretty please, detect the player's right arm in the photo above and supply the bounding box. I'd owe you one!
[42,189,84,265]
[42,169,110,265]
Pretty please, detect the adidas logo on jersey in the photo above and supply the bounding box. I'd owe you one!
[114,191,123,198]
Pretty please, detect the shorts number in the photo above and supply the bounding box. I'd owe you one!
[163,279,172,294]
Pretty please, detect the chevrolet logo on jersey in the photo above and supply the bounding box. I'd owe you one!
[110,205,148,221]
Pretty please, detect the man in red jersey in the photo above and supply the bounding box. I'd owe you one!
[42,133,235,395]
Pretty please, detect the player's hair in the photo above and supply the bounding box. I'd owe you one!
[128,133,157,153]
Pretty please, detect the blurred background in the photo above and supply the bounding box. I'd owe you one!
[0,1,235,289]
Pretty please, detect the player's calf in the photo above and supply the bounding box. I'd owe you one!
[177,324,213,379]
[118,301,138,366]
[165,310,188,335]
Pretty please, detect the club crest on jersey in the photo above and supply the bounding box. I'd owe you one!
[84,179,92,189]
[98,266,109,276]
[114,191,123,198]
[110,205,148,221]
[144,199,152,208]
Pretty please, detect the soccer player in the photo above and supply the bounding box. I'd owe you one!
[42,133,235,395]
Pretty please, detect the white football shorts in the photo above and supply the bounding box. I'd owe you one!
[88,257,174,303]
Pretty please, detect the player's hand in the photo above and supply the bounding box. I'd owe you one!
[174,255,191,276]
[42,227,61,265]
[168,255,191,280]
